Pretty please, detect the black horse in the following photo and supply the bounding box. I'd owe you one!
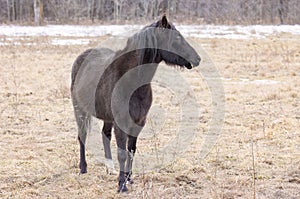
[71,15,201,192]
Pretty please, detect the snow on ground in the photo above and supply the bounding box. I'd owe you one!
[0,24,299,47]
[177,25,300,39]
[207,77,281,86]
[224,78,280,85]
[51,38,90,45]
[0,24,300,42]
[0,25,142,37]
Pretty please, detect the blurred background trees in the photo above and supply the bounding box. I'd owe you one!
[0,0,299,25]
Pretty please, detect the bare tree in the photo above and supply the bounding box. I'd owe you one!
[6,0,11,21]
[278,0,288,24]
[0,0,299,24]
[33,0,43,25]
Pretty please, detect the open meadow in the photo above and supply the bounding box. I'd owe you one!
[0,25,299,198]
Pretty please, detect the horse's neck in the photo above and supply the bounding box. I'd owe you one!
[114,49,159,82]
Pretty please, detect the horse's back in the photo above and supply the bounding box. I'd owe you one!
[71,47,115,116]
[71,48,115,88]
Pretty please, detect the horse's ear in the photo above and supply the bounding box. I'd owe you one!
[161,15,168,28]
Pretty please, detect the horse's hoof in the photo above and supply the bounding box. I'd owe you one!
[105,158,117,175]
[79,162,87,174]
[117,185,128,193]
[79,168,87,174]
[117,181,128,193]
[106,168,117,175]
[80,171,87,175]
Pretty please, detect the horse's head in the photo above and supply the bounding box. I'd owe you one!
[153,15,201,69]
[128,15,200,69]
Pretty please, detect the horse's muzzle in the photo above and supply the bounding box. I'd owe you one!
[192,56,201,67]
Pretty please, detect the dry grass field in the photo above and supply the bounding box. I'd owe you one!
[0,31,299,198]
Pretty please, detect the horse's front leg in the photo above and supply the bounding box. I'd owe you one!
[101,122,116,174]
[125,135,137,184]
[114,125,128,192]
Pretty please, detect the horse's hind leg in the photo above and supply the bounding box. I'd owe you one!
[114,125,128,192]
[74,108,91,174]
[101,122,115,174]
[78,135,87,174]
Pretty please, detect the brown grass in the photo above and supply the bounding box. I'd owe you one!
[0,33,299,198]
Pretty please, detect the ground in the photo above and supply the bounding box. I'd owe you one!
[0,30,299,198]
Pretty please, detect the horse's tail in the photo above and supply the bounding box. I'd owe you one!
[73,98,92,145]
[71,48,94,144]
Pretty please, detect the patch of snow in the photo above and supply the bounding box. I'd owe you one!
[0,25,142,37]
[177,24,300,39]
[223,78,280,85]
[0,41,37,46]
[51,38,90,45]
[251,79,279,85]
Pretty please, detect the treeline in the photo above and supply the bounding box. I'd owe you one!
[0,0,299,25]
